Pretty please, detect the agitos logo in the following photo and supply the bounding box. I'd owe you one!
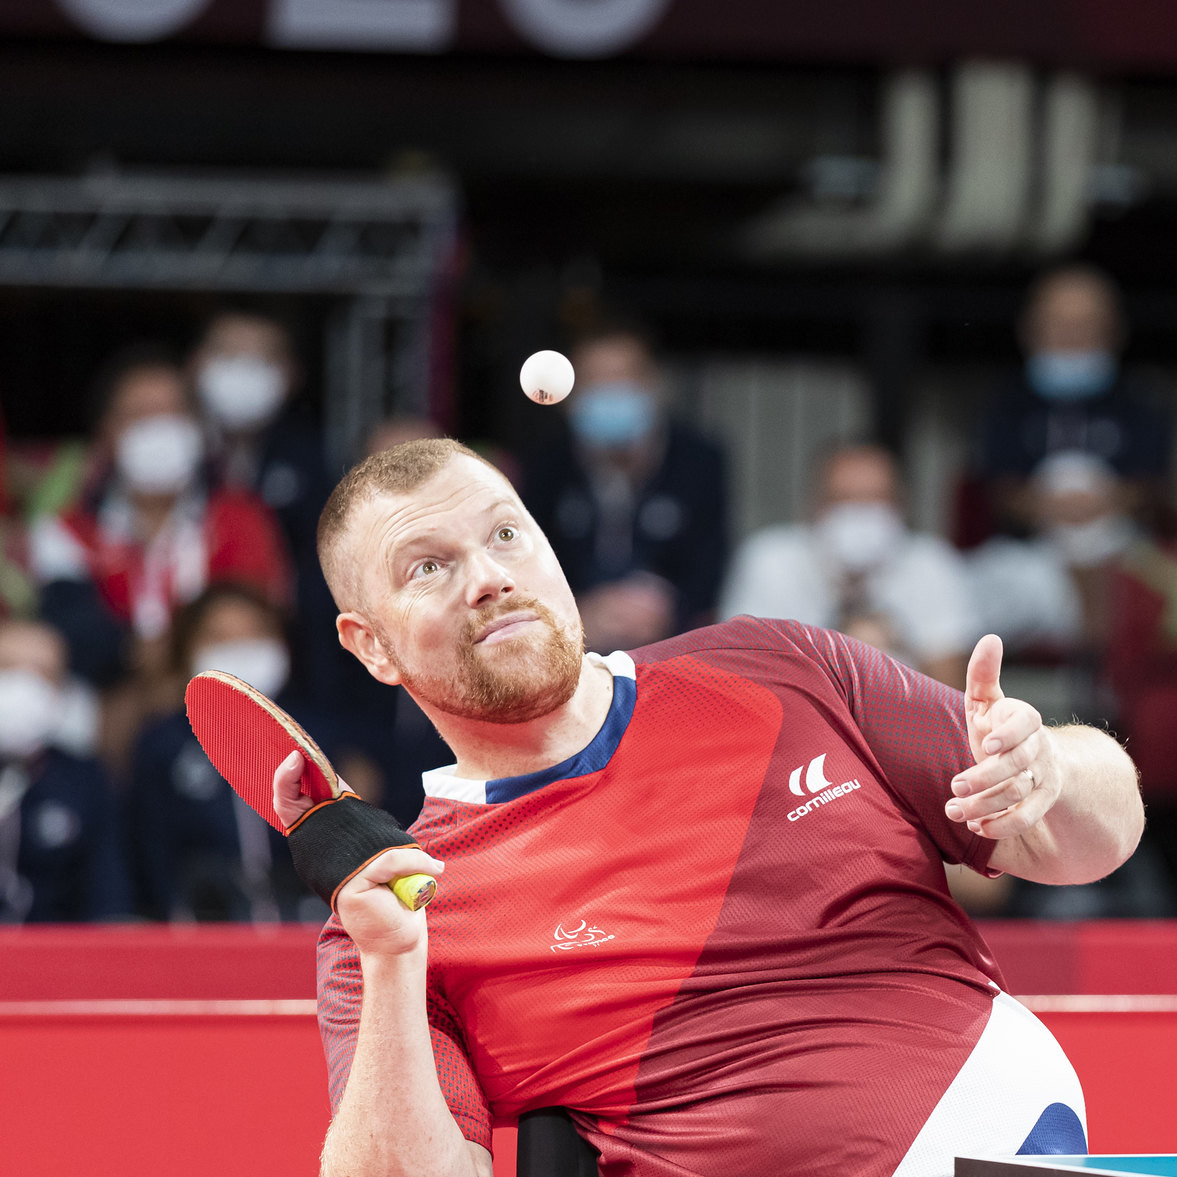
[550,920,616,952]
[787,753,862,821]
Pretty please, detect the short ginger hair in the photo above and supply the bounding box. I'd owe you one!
[317,437,500,612]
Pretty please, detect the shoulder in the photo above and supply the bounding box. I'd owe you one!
[631,615,849,672]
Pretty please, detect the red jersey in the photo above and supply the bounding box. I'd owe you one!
[318,619,1083,1176]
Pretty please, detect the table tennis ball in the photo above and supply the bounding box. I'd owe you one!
[520,350,575,405]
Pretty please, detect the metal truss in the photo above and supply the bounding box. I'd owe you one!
[0,171,460,462]
[0,171,457,294]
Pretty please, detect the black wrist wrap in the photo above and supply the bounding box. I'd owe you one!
[286,795,419,911]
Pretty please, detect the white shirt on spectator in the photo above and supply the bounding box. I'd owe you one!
[719,523,978,665]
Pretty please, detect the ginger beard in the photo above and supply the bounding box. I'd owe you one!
[376,597,585,725]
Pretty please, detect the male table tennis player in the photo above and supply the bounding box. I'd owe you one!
[273,438,1142,1177]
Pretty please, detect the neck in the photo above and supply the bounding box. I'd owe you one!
[421,654,615,782]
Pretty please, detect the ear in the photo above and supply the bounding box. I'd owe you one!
[336,612,403,686]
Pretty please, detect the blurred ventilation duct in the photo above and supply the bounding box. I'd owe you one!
[934,62,1035,251]
[744,62,1104,260]
[741,69,939,257]
[1033,73,1101,254]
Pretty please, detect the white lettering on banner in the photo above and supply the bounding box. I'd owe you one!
[499,0,672,58]
[56,0,211,42]
[266,0,455,52]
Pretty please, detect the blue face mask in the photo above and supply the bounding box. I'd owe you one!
[568,382,657,448]
[1026,350,1117,402]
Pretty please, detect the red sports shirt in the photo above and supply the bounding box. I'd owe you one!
[318,619,1061,1176]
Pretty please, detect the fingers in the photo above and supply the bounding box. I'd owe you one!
[964,633,1005,710]
[945,767,1056,840]
[353,845,446,891]
[974,697,1042,765]
[273,749,314,830]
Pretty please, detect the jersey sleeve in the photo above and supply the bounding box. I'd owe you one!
[316,917,492,1150]
[781,621,999,875]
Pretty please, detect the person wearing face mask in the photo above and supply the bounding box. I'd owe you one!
[720,442,977,689]
[521,322,729,653]
[126,581,368,922]
[26,346,292,773]
[188,309,338,702]
[0,618,131,922]
[976,264,1172,539]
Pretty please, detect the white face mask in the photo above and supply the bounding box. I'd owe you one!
[197,356,286,431]
[814,501,905,572]
[0,669,61,760]
[116,414,204,495]
[191,638,291,699]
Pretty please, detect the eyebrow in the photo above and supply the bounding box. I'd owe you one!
[385,497,522,563]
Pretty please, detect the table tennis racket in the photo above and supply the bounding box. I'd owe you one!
[184,670,436,911]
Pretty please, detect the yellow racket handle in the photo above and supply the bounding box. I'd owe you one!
[391,873,438,911]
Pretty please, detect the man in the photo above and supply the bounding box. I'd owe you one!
[521,323,728,653]
[0,618,130,922]
[978,264,1171,537]
[720,442,976,688]
[277,438,1141,1177]
[187,308,340,704]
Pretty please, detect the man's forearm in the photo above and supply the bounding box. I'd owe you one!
[992,723,1143,885]
[321,954,482,1177]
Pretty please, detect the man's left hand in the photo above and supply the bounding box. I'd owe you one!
[945,633,1061,840]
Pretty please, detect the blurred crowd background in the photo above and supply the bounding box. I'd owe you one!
[5,1,1177,925]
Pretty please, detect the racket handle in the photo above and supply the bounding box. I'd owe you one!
[391,873,437,911]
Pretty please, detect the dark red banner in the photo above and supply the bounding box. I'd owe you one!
[1,0,1177,70]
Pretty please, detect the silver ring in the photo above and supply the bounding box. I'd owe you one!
[1022,767,1036,787]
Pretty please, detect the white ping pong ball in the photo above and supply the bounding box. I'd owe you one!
[520,350,575,405]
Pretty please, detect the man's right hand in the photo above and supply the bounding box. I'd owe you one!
[272,749,444,956]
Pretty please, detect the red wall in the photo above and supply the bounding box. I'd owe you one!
[1,923,1173,1176]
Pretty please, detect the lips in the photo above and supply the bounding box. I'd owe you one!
[475,610,540,644]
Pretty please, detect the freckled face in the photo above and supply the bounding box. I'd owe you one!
[350,455,585,724]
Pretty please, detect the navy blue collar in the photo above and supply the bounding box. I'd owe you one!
[420,650,638,805]
[485,672,636,803]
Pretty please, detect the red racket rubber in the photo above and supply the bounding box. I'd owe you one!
[184,670,436,911]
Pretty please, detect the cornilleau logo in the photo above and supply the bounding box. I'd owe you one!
[787,753,862,821]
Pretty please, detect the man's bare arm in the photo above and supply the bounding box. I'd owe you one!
[271,754,491,1177]
[320,928,492,1177]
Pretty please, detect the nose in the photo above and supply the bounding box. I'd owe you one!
[464,549,515,609]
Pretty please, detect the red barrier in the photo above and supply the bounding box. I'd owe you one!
[0,924,1173,1175]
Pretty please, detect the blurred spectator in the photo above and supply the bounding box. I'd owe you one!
[978,264,1172,538]
[522,322,729,653]
[0,618,131,922]
[188,308,339,701]
[125,581,367,922]
[966,451,1139,662]
[27,345,292,773]
[721,442,976,688]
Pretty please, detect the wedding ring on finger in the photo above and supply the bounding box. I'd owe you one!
[1021,767,1036,789]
